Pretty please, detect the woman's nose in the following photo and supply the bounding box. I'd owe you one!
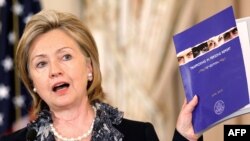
[49,62,63,78]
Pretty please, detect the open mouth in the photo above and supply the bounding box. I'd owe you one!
[52,83,70,92]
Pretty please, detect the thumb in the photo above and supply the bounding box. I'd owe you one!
[185,95,198,113]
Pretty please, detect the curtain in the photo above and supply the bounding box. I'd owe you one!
[80,0,250,140]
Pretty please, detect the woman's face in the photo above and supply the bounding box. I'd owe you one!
[28,29,92,110]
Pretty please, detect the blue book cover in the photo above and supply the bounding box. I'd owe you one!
[173,6,250,133]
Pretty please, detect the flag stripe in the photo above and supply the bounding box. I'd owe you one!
[0,0,41,135]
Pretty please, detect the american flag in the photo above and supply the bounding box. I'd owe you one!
[0,0,41,135]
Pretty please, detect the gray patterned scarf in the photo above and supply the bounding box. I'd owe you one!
[26,102,124,141]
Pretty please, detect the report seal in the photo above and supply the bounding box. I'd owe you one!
[214,100,225,115]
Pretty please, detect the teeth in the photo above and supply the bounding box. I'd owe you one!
[53,83,69,92]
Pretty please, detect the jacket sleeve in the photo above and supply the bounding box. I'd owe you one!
[172,129,203,141]
[144,122,160,141]
[114,118,160,141]
[0,128,27,141]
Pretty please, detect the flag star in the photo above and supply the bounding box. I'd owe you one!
[0,113,3,125]
[8,31,16,44]
[0,84,10,100]
[0,0,6,7]
[12,2,23,15]
[13,95,25,108]
[1,56,13,72]
[24,13,33,24]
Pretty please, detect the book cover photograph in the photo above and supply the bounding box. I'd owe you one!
[173,6,250,133]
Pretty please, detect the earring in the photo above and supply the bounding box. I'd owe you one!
[33,88,37,93]
[88,73,93,81]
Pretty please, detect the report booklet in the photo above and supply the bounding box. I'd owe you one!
[173,6,250,133]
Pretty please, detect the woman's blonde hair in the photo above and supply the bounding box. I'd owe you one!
[16,10,105,115]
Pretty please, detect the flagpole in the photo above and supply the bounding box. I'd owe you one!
[12,0,21,122]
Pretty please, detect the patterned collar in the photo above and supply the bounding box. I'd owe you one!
[26,102,124,141]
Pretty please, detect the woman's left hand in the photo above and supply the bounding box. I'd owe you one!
[176,95,201,141]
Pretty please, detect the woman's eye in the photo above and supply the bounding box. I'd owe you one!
[36,61,47,68]
[62,54,72,61]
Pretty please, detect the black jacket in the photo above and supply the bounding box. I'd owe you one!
[0,120,203,141]
[0,118,160,141]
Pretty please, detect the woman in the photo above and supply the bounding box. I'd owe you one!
[0,10,201,141]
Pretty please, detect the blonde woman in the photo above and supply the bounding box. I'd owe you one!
[0,10,201,141]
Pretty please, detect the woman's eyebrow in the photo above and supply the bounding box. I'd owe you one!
[56,47,73,53]
[31,54,47,62]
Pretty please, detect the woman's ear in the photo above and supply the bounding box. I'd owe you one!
[86,58,93,81]
[86,57,93,74]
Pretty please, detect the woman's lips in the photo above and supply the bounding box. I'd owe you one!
[52,83,69,92]
[52,82,70,94]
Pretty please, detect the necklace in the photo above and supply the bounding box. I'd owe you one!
[50,106,96,141]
